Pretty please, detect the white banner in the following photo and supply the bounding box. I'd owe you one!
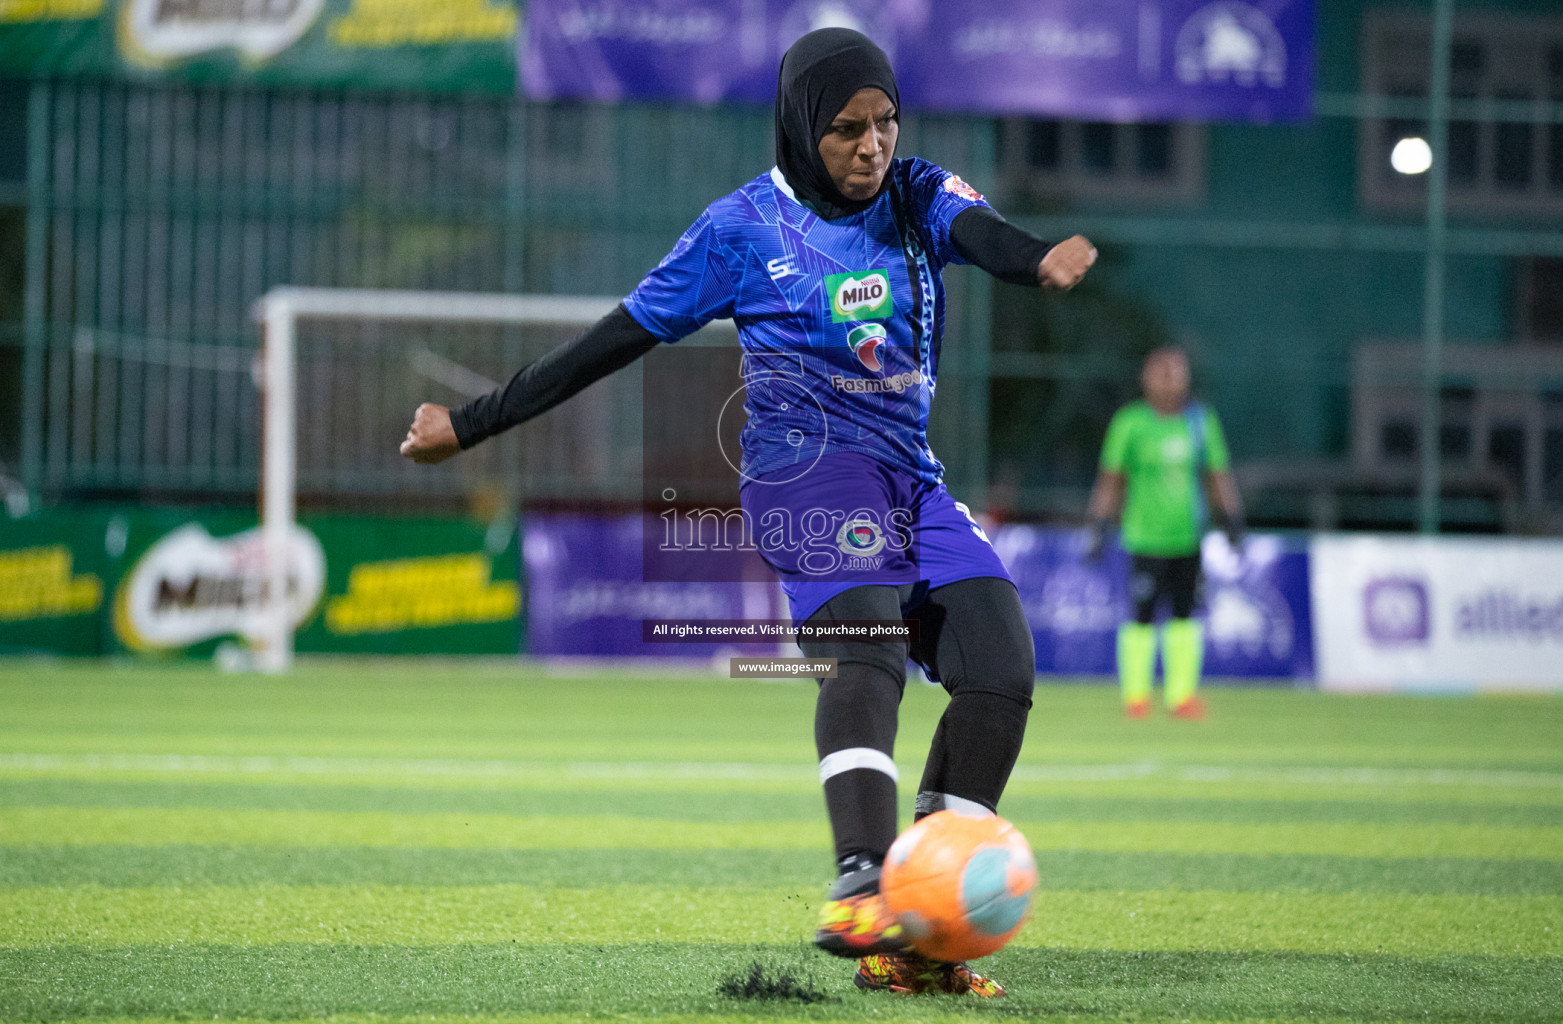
[1311,534,1563,692]
[114,523,326,652]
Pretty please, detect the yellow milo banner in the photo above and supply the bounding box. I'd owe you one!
[0,509,522,657]
[0,510,108,655]
[325,552,519,637]
[0,0,518,92]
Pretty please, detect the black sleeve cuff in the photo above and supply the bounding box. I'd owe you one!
[450,403,480,450]
[950,206,1055,288]
[450,303,661,449]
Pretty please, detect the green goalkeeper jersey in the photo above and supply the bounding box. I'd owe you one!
[1099,400,1230,557]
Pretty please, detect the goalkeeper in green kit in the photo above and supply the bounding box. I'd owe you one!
[1086,347,1244,719]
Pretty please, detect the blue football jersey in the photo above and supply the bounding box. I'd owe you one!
[622,157,990,485]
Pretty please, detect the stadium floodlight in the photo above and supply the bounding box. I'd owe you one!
[1391,136,1433,175]
[253,288,626,674]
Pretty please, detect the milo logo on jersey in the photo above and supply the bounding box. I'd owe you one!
[827,269,894,323]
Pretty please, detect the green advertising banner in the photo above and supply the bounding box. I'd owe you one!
[299,515,522,656]
[0,508,523,659]
[0,508,112,656]
[0,0,518,93]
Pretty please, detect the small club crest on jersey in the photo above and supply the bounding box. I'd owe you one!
[836,517,887,557]
[942,175,983,202]
[826,269,894,323]
[847,323,887,372]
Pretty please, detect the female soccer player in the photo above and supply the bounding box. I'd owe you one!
[1088,347,1245,720]
[401,28,1095,997]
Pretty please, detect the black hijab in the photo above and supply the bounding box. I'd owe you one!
[774,28,900,221]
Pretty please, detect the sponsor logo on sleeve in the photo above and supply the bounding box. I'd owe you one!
[826,269,893,322]
[942,174,984,202]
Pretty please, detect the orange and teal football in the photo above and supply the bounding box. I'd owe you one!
[880,809,1038,962]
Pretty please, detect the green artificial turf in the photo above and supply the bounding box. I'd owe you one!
[0,661,1560,1023]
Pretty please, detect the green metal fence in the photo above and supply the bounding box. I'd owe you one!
[5,21,1563,532]
[0,79,994,509]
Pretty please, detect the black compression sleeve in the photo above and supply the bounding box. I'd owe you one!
[949,206,1055,288]
[448,303,661,449]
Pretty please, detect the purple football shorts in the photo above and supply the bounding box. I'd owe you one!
[738,450,1012,625]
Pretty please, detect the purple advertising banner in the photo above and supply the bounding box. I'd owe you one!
[523,512,1314,679]
[990,526,1315,680]
[990,526,1131,676]
[1199,531,1314,680]
[523,0,1313,122]
[524,512,786,658]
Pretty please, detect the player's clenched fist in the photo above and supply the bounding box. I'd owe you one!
[1037,235,1097,291]
[400,402,461,464]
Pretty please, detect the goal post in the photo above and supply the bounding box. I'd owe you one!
[254,287,627,674]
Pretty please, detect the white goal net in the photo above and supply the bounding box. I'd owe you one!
[253,287,642,673]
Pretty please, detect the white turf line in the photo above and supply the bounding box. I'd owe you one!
[0,753,1560,789]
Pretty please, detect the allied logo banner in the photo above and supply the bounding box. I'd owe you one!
[1311,535,1563,692]
[523,0,1314,122]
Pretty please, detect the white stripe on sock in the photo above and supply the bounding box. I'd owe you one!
[939,793,995,818]
[819,747,899,784]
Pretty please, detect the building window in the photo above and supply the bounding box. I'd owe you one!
[1355,342,1563,510]
[1380,418,1417,461]
[1545,392,1563,501]
[997,119,1205,206]
[1551,46,1563,191]
[1137,123,1173,175]
[1517,256,1563,342]
[1440,386,1475,462]
[1026,120,1061,171]
[1360,11,1563,216]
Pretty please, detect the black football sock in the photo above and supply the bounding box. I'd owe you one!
[801,586,911,872]
[915,691,1029,819]
[907,578,1035,820]
[817,663,903,865]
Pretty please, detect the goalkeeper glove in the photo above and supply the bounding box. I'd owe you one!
[1223,516,1247,555]
[1084,520,1110,563]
